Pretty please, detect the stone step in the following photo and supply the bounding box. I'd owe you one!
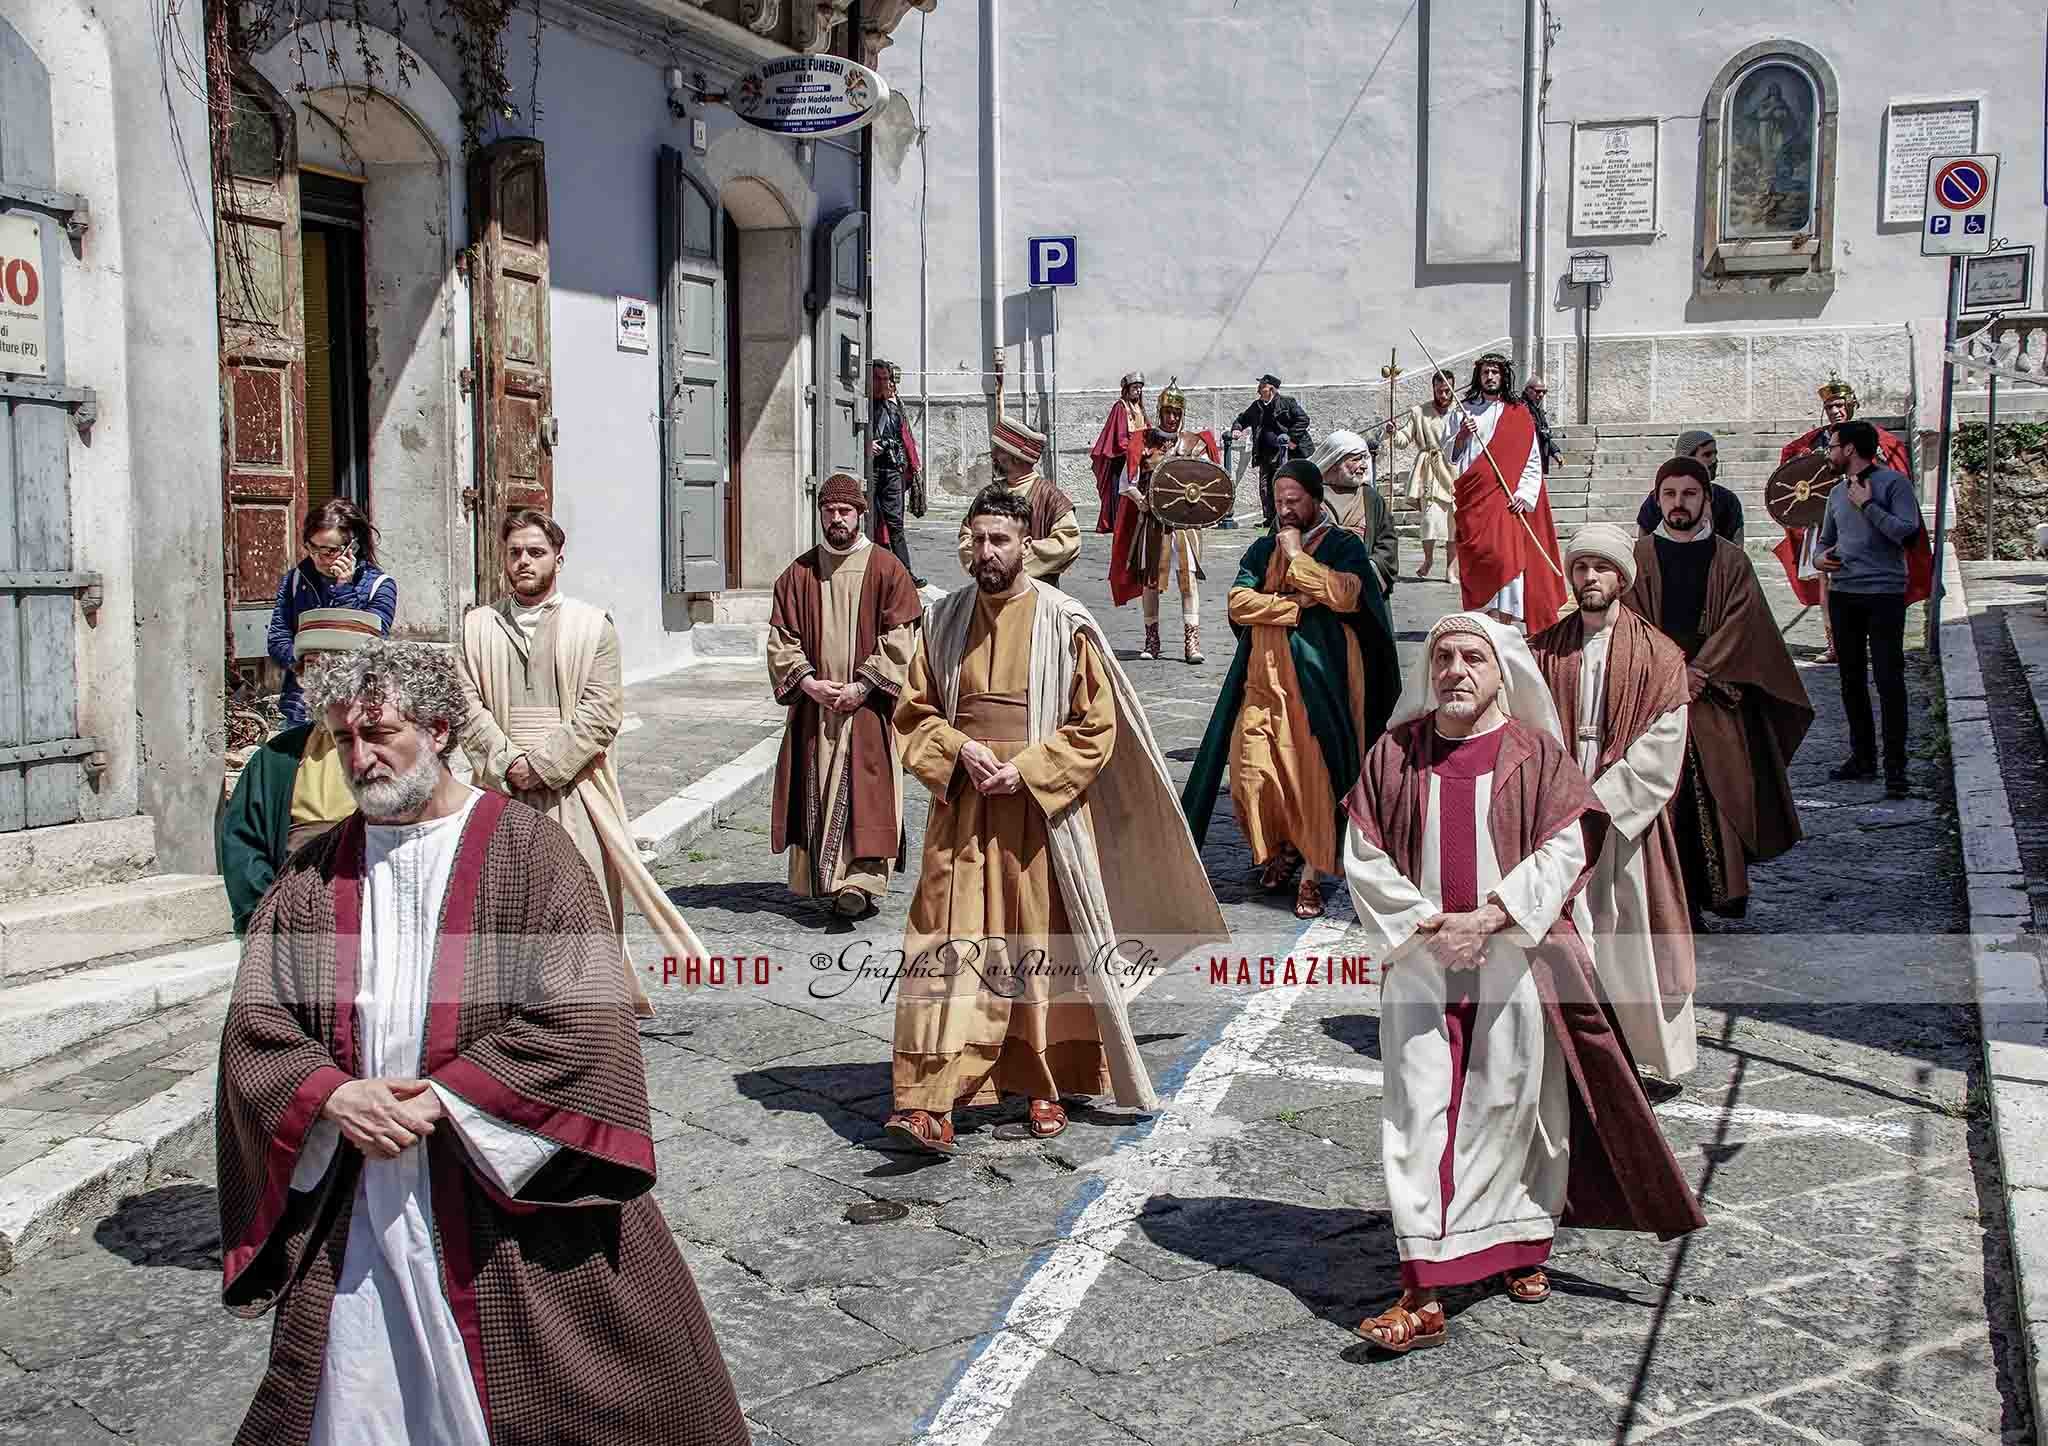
[690,623,768,660]
[1591,447,1789,464]
[0,940,238,1075]
[1586,418,1821,439]
[0,817,158,908]
[0,875,232,984]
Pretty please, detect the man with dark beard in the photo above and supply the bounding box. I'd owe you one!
[457,509,707,1017]
[887,486,1224,1153]
[1445,353,1566,628]
[217,640,748,1446]
[766,474,922,918]
[1625,461,1811,925]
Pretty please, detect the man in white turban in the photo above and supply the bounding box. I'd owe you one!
[1527,524,1697,1092]
[1341,612,1703,1354]
[1310,430,1398,596]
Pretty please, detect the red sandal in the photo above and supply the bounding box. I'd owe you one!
[882,1109,957,1156]
[1356,1296,1448,1353]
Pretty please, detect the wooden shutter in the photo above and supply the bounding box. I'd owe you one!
[657,147,727,594]
[215,70,305,664]
[814,209,867,490]
[469,139,553,604]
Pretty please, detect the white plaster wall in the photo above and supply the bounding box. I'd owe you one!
[3,0,139,829]
[873,0,2046,435]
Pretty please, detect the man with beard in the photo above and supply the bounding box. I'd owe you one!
[1090,371,1148,536]
[1342,614,1704,1354]
[1108,377,1218,662]
[1637,430,1743,543]
[1231,373,1313,529]
[1182,461,1401,921]
[1528,524,1697,1092]
[888,486,1224,1152]
[766,473,923,919]
[869,359,925,586]
[457,509,707,1017]
[1522,374,1563,475]
[1445,353,1566,628]
[1384,369,1459,581]
[217,640,748,1446]
[956,405,1081,589]
[1309,429,1398,596]
[1625,461,1811,924]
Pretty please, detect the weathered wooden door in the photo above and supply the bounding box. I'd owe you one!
[468,139,553,605]
[657,147,727,594]
[215,70,306,669]
[814,209,868,494]
[0,17,95,830]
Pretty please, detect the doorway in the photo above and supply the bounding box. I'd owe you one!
[300,170,370,513]
[723,210,742,590]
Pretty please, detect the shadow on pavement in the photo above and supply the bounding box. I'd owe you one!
[91,1181,221,1271]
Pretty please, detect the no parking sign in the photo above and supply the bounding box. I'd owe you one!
[1921,153,1998,256]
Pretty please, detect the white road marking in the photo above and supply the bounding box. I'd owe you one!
[913,904,1364,1445]
[1654,1100,1911,1142]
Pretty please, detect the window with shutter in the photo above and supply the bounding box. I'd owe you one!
[657,146,728,595]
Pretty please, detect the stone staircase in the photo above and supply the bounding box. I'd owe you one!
[0,819,235,1273]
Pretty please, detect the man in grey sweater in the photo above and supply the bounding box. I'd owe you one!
[1816,419,1921,798]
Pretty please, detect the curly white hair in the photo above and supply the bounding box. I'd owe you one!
[304,639,468,758]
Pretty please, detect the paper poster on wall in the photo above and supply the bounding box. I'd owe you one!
[1571,121,1658,238]
[0,213,49,379]
[1883,100,1980,224]
[615,295,650,353]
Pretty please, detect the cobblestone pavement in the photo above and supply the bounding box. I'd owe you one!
[0,515,2029,1445]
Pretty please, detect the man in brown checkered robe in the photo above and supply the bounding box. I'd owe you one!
[216,640,747,1446]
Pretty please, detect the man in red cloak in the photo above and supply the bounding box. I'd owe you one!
[1445,353,1567,629]
[1090,371,1148,534]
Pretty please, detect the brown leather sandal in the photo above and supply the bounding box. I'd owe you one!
[1502,1266,1550,1303]
[1258,846,1300,893]
[1356,1297,1447,1353]
[1293,873,1325,919]
[994,1099,1068,1141]
[882,1109,957,1156]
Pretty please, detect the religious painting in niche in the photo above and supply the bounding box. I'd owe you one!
[1723,61,1817,238]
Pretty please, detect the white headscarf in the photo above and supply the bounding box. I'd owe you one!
[1390,611,1566,747]
[1309,429,1373,486]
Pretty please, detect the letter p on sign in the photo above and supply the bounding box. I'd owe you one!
[1028,235,1076,288]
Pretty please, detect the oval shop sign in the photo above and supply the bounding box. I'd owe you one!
[731,56,890,138]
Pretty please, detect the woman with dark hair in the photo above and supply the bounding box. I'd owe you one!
[264,499,397,723]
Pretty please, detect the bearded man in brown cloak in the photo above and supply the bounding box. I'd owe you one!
[1625,460,1812,923]
[1342,614,1704,1354]
[767,473,923,918]
[1529,523,1697,1093]
[217,641,746,1446]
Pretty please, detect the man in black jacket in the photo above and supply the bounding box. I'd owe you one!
[1231,373,1312,529]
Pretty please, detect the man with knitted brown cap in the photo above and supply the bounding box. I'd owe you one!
[1528,523,1697,1092]
[956,403,1081,588]
[1626,461,1811,925]
[767,473,923,919]
[1342,611,1703,1355]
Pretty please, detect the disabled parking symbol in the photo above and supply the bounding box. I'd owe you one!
[1964,215,1987,234]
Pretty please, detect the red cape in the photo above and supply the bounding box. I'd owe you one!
[874,405,922,547]
[1452,403,1568,625]
[1090,404,1143,535]
[1109,431,1218,606]
[1771,424,1929,606]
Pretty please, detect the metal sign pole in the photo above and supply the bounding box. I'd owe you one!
[1048,285,1060,484]
[1928,254,1962,651]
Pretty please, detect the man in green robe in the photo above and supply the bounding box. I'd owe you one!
[216,607,383,934]
[1182,461,1402,918]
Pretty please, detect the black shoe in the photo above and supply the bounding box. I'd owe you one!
[911,576,929,588]
[1640,1075,1685,1105]
[1885,776,1911,799]
[1828,758,1877,782]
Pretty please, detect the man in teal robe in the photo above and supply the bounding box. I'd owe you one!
[1182,461,1401,917]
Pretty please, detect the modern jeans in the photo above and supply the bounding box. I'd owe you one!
[1827,589,1909,780]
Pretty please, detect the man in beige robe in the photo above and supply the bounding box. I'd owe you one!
[766,474,923,917]
[956,397,1081,588]
[888,485,1225,1154]
[457,508,706,1017]
[1384,369,1459,580]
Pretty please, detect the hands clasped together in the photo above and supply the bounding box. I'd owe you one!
[802,674,872,716]
[1410,901,1509,971]
[957,739,1024,798]
[322,1077,446,1160]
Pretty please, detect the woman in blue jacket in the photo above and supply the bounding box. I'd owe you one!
[265,499,397,723]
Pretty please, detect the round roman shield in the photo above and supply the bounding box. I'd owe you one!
[1150,457,1236,529]
[1763,451,1840,529]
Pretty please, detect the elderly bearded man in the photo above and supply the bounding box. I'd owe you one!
[1342,614,1704,1354]
[1529,523,1698,1093]
[767,473,923,918]
[1182,460,1401,921]
[1626,461,1811,925]
[888,486,1223,1153]
[457,509,707,1018]
[1310,429,1398,596]
[216,641,748,1446]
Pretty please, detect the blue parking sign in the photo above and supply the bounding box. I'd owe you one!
[1930,215,1952,234]
[1029,236,1077,287]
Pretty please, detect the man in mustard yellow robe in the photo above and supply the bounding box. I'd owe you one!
[888,486,1225,1154]
[1183,460,1401,919]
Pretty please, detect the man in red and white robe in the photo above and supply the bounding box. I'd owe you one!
[1341,613,1703,1353]
[1446,354,1567,629]
[1089,371,1147,535]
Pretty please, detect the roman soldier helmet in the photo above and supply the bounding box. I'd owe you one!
[1157,376,1187,423]
[1817,371,1858,408]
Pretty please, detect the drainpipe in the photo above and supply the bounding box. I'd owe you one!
[1518,0,1543,378]
[981,0,1003,409]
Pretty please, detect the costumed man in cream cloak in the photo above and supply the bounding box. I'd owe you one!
[1343,613,1703,1354]
[887,484,1225,1153]
[958,354,1082,588]
[767,473,923,918]
[1384,369,1459,581]
[457,509,707,1018]
[1528,523,1698,1092]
